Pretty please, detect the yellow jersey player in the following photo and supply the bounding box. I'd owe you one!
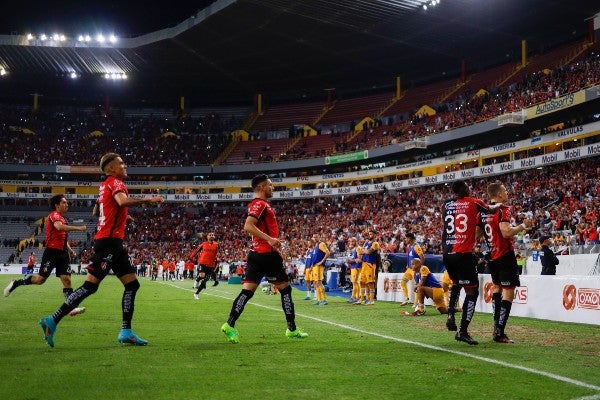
[412,258,448,315]
[400,232,424,307]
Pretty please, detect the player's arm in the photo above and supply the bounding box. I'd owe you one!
[113,192,164,207]
[415,244,424,263]
[243,215,281,250]
[499,217,532,238]
[53,220,86,232]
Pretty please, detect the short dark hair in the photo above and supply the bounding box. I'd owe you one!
[405,232,415,240]
[100,152,120,172]
[251,174,269,189]
[49,194,65,210]
[451,180,469,197]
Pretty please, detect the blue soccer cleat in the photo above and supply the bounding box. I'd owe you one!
[118,329,148,346]
[39,316,57,348]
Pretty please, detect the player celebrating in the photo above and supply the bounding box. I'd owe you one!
[221,174,307,343]
[38,153,164,347]
[4,195,87,320]
[442,180,497,345]
[483,183,532,343]
[190,232,219,300]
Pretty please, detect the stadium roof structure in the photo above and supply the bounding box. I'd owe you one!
[0,0,598,106]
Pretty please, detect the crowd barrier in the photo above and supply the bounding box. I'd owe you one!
[377,272,600,325]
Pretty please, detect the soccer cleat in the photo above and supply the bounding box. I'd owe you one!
[347,297,356,303]
[365,300,375,306]
[213,281,219,287]
[117,329,148,346]
[446,316,457,331]
[455,331,478,345]
[3,280,15,297]
[286,328,308,339]
[221,322,239,344]
[303,295,312,300]
[68,307,86,317]
[320,300,329,306]
[193,281,198,289]
[39,316,57,348]
[493,333,514,344]
[411,308,426,316]
[313,300,321,305]
[399,301,411,306]
[194,294,199,300]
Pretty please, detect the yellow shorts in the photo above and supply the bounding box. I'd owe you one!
[350,268,361,283]
[431,287,446,309]
[359,262,375,283]
[304,267,312,281]
[403,268,414,281]
[312,265,325,282]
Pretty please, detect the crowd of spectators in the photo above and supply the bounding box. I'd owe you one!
[63,157,600,270]
[1,51,599,167]
[0,107,239,166]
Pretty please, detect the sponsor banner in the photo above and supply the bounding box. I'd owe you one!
[378,273,600,325]
[68,165,102,174]
[525,90,585,119]
[325,150,368,165]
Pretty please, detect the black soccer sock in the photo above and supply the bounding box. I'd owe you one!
[121,280,140,330]
[227,289,254,328]
[279,285,296,331]
[448,284,460,317]
[492,292,502,332]
[459,293,478,332]
[498,300,512,336]
[12,275,33,289]
[53,280,98,324]
[63,287,74,300]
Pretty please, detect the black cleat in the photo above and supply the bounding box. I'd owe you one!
[213,281,219,287]
[446,316,457,331]
[455,331,478,345]
[493,333,514,343]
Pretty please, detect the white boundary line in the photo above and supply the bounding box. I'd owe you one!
[161,281,600,394]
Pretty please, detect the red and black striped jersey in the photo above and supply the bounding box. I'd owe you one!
[95,175,128,240]
[482,204,514,260]
[247,197,279,253]
[442,196,491,254]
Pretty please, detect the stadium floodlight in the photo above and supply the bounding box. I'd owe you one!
[85,35,92,42]
[96,34,105,43]
[40,34,47,41]
[0,67,6,76]
[52,33,60,41]
[109,34,117,43]
[78,35,84,42]
[70,72,78,79]
[26,33,34,40]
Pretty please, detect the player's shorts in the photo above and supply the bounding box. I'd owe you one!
[430,287,446,309]
[350,267,361,283]
[312,265,325,282]
[402,267,414,281]
[39,248,71,278]
[198,264,216,275]
[244,250,289,285]
[304,266,312,281]
[442,252,478,288]
[359,262,376,283]
[489,251,520,288]
[87,238,136,280]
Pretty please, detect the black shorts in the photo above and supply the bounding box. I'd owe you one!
[87,238,135,280]
[489,251,520,288]
[39,248,72,278]
[442,252,478,288]
[197,264,215,275]
[244,251,289,284]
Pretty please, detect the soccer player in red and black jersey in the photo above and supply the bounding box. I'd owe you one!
[441,180,498,345]
[483,183,532,344]
[221,174,308,343]
[38,153,164,348]
[4,195,86,315]
[191,232,220,299]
